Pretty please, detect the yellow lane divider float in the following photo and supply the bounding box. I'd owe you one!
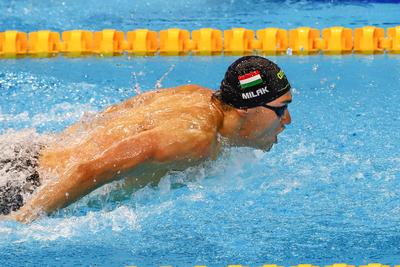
[62,30,93,55]
[0,30,28,55]
[192,28,222,55]
[28,30,61,56]
[1,26,400,57]
[256,28,288,54]
[159,28,191,55]
[126,29,158,55]
[223,28,254,54]
[93,29,125,55]
[354,26,385,53]
[322,26,353,54]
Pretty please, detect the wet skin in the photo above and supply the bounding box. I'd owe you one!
[4,84,292,222]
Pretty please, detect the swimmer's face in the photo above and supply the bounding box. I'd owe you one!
[238,91,292,151]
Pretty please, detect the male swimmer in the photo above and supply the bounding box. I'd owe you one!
[0,56,292,222]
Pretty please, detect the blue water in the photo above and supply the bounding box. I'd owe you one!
[1,0,400,31]
[1,1,400,267]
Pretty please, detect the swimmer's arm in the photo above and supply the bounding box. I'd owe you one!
[12,130,157,223]
[13,124,216,223]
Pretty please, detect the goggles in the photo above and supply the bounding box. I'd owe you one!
[261,104,288,118]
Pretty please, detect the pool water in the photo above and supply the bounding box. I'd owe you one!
[1,1,400,266]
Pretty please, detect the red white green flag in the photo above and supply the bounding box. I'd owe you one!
[238,70,263,89]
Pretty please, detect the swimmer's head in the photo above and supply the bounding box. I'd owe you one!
[216,56,291,109]
[214,56,292,151]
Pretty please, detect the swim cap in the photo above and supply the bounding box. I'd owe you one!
[218,56,291,109]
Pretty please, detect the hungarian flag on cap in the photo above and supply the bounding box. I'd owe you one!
[238,70,263,89]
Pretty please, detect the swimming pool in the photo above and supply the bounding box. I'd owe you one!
[1,1,400,266]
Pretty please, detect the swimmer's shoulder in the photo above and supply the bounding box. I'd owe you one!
[164,84,214,101]
[126,84,212,100]
[104,84,212,113]
[172,84,213,94]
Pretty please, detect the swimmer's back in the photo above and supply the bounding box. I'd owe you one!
[39,85,221,176]
[63,84,216,137]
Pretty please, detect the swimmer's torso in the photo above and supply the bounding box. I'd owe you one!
[38,84,223,184]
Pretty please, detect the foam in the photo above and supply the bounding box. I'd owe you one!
[0,129,49,187]
[0,129,54,215]
[0,205,140,243]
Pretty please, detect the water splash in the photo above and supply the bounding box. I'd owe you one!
[155,64,175,89]
[131,71,141,95]
[0,129,52,214]
[0,205,140,242]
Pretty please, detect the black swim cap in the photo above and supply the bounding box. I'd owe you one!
[217,56,291,109]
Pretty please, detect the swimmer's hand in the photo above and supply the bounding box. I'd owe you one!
[8,207,41,223]
[0,211,23,223]
[0,202,45,223]
[0,212,29,223]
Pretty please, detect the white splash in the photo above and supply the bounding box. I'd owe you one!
[132,71,141,95]
[0,206,140,243]
[154,64,175,89]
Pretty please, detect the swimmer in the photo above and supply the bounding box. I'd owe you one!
[0,56,292,222]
